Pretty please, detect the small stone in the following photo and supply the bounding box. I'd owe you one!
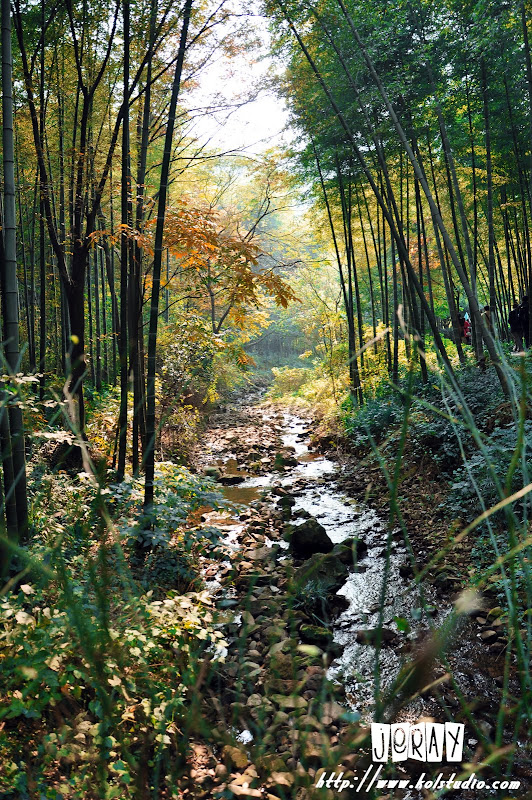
[267,772,294,788]
[226,784,262,798]
[247,693,263,708]
[256,754,287,773]
[248,547,274,561]
[298,715,321,730]
[271,693,308,709]
[215,764,228,779]
[269,652,294,679]
[204,466,222,480]
[242,661,262,673]
[222,745,249,771]
[480,629,498,643]
[241,611,255,626]
[300,730,330,761]
[321,701,345,721]
[355,628,399,647]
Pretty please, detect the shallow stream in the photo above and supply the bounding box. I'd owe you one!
[214,407,446,717]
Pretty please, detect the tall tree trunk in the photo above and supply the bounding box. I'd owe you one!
[1,0,28,548]
[38,0,46,401]
[482,59,497,331]
[117,0,131,480]
[144,0,193,509]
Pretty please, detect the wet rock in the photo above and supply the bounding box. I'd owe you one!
[288,518,334,557]
[300,624,334,647]
[355,628,400,647]
[294,552,350,593]
[292,508,311,520]
[204,466,222,480]
[279,494,296,507]
[328,594,350,615]
[219,474,247,485]
[282,456,298,467]
[331,537,367,564]
[399,562,414,578]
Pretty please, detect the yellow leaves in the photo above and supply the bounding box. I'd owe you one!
[237,351,256,367]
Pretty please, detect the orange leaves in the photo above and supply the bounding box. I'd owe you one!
[86,223,153,253]
[161,199,261,270]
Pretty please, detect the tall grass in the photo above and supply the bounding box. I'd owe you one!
[0,340,531,797]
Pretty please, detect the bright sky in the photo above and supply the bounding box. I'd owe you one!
[186,4,292,157]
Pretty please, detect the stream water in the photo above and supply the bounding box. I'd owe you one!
[214,407,447,718]
[193,399,529,797]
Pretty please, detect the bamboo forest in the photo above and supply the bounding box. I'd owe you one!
[2,0,532,796]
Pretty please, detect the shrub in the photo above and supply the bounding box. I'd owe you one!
[445,422,532,519]
[343,392,404,451]
[0,582,226,797]
[268,365,313,396]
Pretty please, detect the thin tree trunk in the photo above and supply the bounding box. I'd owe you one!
[117,0,131,480]
[1,0,28,544]
[145,0,193,509]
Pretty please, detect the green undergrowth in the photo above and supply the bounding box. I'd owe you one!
[341,351,532,713]
[0,463,229,798]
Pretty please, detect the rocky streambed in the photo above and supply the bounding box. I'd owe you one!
[184,396,528,798]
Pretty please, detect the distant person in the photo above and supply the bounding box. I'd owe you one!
[509,301,524,352]
[482,304,492,329]
[519,295,530,348]
[458,316,466,344]
[463,316,471,345]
